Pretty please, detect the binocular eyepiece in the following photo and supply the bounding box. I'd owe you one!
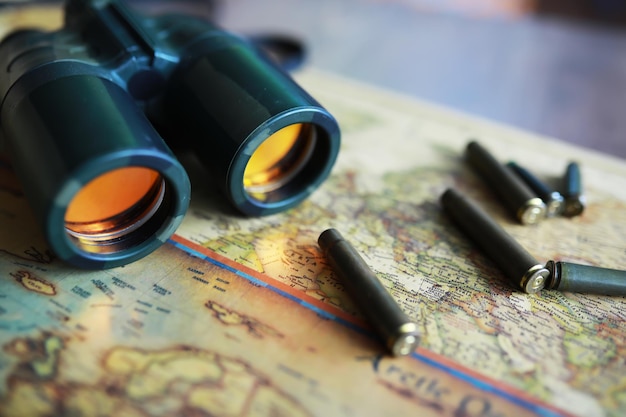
[0,0,340,269]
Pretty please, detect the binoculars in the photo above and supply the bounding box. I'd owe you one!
[0,0,340,269]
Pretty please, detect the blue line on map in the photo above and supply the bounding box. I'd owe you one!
[169,239,367,336]
[411,351,564,417]
[169,239,562,417]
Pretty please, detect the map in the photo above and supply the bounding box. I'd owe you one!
[2,6,626,417]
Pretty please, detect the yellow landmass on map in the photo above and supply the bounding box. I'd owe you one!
[104,345,311,416]
[205,300,284,339]
[10,270,55,295]
[0,334,311,417]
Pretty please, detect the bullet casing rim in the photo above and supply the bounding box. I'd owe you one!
[517,197,547,225]
[519,264,550,294]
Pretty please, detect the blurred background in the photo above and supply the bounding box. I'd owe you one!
[4,0,626,159]
[214,0,626,159]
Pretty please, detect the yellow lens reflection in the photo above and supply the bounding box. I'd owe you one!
[243,123,315,198]
[65,167,164,242]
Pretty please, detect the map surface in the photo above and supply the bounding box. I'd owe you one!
[1,6,626,417]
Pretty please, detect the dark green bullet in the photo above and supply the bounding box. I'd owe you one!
[466,141,546,225]
[562,162,585,217]
[318,228,421,356]
[440,188,549,294]
[545,261,626,296]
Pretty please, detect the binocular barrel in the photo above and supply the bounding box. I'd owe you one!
[164,25,340,216]
[0,0,340,269]
[1,71,191,269]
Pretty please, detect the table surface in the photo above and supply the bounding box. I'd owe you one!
[215,0,626,159]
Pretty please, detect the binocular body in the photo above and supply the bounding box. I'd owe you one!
[0,0,340,269]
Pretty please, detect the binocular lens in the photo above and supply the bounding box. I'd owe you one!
[65,167,165,246]
[243,123,314,199]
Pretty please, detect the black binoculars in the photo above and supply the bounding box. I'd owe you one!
[0,0,340,269]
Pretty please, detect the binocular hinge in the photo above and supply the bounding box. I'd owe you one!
[88,0,157,65]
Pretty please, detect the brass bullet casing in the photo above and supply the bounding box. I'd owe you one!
[545,261,626,296]
[440,188,549,294]
[466,141,546,225]
[318,228,421,356]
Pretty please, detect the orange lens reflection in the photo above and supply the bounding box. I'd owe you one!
[65,167,164,241]
[243,123,314,197]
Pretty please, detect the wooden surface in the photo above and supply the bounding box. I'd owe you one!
[214,0,626,160]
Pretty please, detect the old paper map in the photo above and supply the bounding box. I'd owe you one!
[1,6,626,417]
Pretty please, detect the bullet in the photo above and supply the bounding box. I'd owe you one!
[466,141,546,225]
[562,161,585,217]
[440,188,549,294]
[506,161,564,218]
[318,228,421,356]
[545,261,626,296]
